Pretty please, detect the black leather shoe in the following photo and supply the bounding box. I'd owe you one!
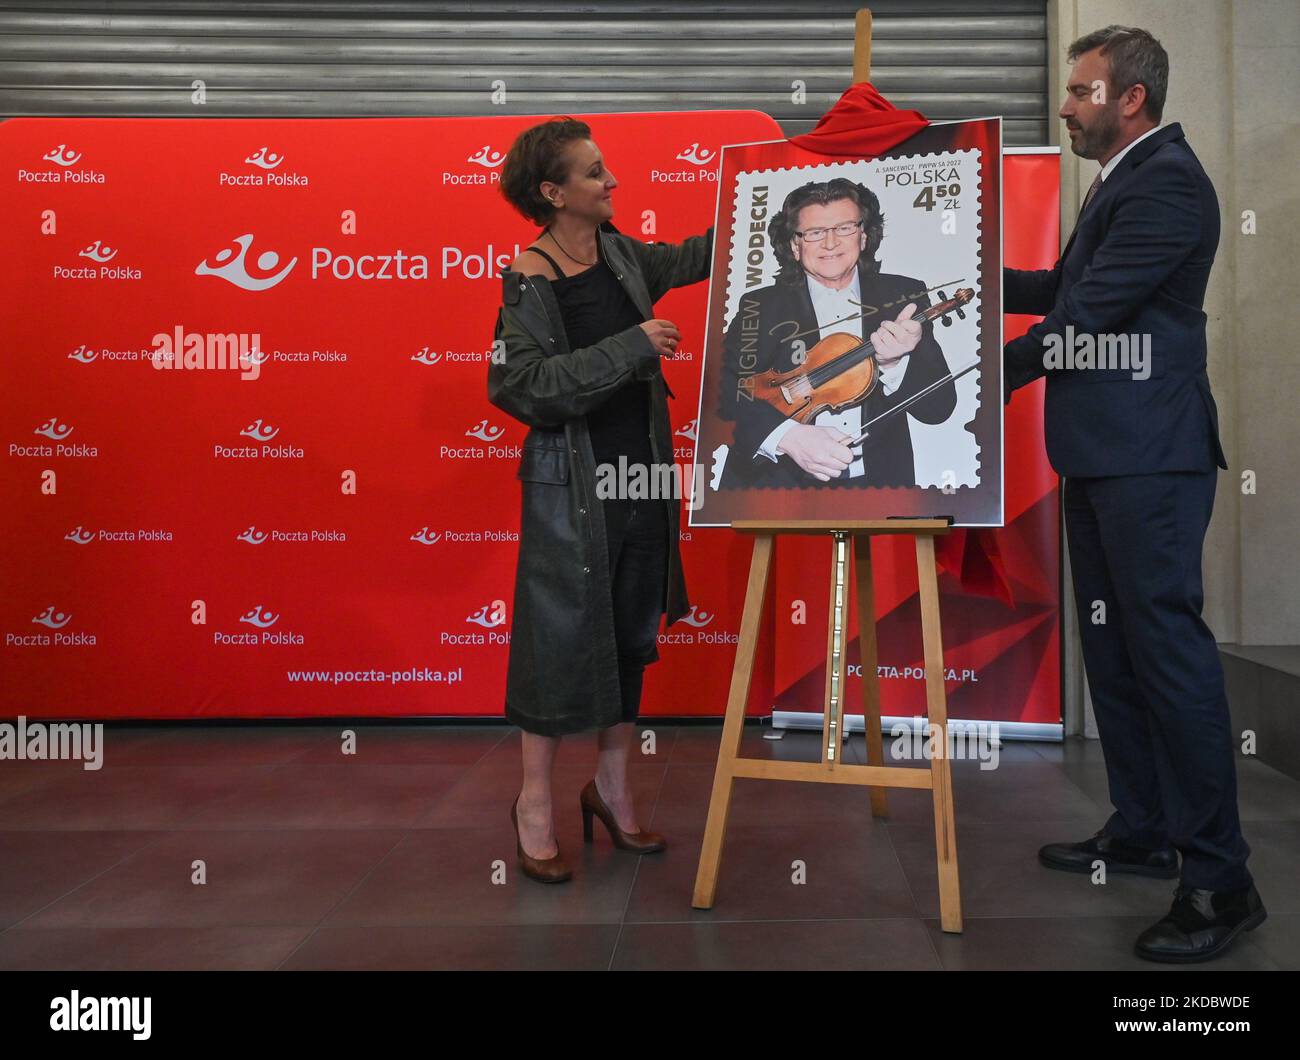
[1135,883,1267,963]
[1038,829,1178,878]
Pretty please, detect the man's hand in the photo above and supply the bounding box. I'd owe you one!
[870,302,921,368]
[775,423,855,481]
[639,319,681,357]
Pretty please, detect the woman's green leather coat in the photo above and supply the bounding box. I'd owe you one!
[487,225,712,735]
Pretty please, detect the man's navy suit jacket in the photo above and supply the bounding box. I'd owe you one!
[1004,122,1228,477]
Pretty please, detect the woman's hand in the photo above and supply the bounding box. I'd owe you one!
[639,319,681,357]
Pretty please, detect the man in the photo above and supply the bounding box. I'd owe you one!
[718,177,956,488]
[1005,25,1264,962]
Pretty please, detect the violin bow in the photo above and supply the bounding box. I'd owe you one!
[843,358,982,447]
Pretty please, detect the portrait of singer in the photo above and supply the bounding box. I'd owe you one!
[718,177,958,487]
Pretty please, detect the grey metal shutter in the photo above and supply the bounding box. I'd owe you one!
[0,1,1048,145]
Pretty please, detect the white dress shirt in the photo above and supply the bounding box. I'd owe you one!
[755,267,909,478]
[1099,123,1163,182]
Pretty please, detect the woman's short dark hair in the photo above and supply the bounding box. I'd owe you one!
[500,117,592,226]
[770,178,885,285]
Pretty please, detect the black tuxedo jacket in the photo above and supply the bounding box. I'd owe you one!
[1004,122,1227,476]
[717,269,956,488]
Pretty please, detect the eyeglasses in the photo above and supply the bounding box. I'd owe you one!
[793,219,865,243]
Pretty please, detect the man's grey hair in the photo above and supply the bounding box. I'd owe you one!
[1068,25,1168,122]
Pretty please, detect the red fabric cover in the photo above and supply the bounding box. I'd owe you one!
[788,81,930,156]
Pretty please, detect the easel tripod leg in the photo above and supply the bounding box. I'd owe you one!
[852,535,889,817]
[822,532,850,766]
[915,534,963,932]
[692,533,774,909]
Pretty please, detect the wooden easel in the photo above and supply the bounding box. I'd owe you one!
[690,521,962,932]
[690,10,961,932]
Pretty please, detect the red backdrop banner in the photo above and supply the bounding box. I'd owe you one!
[0,115,1058,725]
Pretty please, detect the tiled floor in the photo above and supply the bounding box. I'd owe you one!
[0,723,1294,970]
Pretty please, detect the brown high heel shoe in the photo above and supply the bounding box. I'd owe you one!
[580,779,666,853]
[510,795,572,883]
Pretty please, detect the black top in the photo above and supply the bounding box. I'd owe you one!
[526,242,656,475]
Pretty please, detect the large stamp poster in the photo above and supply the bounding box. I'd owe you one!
[689,118,1003,526]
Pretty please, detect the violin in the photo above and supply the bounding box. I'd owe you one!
[750,287,974,424]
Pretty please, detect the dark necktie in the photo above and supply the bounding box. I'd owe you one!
[1081,171,1104,213]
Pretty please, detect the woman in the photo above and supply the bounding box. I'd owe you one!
[489,116,712,883]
